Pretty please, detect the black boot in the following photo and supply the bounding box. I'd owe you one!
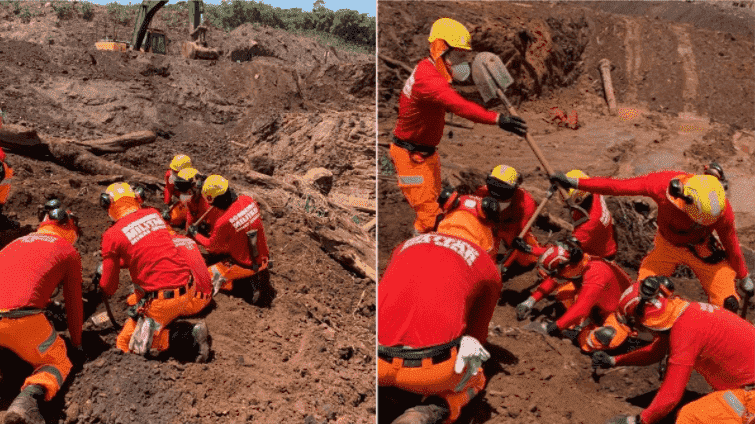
[168,321,211,363]
[4,385,45,424]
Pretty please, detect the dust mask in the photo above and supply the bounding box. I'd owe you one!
[179,194,192,203]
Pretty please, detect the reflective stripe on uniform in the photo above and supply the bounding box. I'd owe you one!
[723,391,745,416]
[35,365,64,387]
[399,175,424,185]
[37,324,57,354]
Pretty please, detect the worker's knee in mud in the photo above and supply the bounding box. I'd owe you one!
[723,295,739,313]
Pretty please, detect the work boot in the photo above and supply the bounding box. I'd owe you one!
[391,405,449,424]
[192,321,210,363]
[4,385,45,424]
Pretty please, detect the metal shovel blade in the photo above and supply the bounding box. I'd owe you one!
[472,52,513,103]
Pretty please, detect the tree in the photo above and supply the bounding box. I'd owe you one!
[313,0,325,11]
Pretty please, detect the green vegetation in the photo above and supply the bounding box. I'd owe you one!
[204,0,374,53]
[19,6,34,23]
[81,2,95,21]
[106,2,137,25]
[52,1,75,20]
[9,1,20,15]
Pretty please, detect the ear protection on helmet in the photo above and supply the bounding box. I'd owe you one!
[479,196,500,222]
[99,186,143,210]
[437,187,460,212]
[669,179,694,205]
[132,185,146,203]
[46,208,81,237]
[38,198,62,222]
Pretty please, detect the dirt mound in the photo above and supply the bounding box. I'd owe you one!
[0,2,375,423]
[378,2,754,423]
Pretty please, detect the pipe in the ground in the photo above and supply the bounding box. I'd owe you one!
[598,58,617,115]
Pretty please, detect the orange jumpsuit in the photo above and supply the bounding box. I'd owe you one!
[613,302,755,424]
[0,232,83,401]
[379,233,502,423]
[163,169,188,227]
[100,208,194,354]
[577,171,748,308]
[193,195,270,292]
[391,58,499,233]
[435,194,497,258]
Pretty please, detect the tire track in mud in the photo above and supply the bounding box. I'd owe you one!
[622,18,642,104]
[672,25,700,114]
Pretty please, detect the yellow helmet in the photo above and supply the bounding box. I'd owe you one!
[668,174,726,226]
[486,165,522,201]
[202,175,229,203]
[428,18,472,51]
[175,168,200,193]
[100,182,141,221]
[566,169,590,203]
[177,167,199,181]
[170,154,192,172]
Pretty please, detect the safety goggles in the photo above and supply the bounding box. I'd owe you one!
[486,176,517,201]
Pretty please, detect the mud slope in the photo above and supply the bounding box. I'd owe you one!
[378,2,754,423]
[0,3,375,424]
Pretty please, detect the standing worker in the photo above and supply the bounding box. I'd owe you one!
[390,17,527,235]
[0,147,19,229]
[551,170,753,312]
[189,175,270,297]
[0,208,83,424]
[98,182,210,362]
[595,276,755,424]
[378,209,502,423]
[162,154,193,227]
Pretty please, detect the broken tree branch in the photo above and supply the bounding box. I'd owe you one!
[70,131,157,154]
[378,54,414,74]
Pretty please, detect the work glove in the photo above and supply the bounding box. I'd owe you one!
[92,262,103,288]
[592,351,615,370]
[511,237,533,254]
[187,225,199,239]
[522,320,560,337]
[604,414,642,424]
[549,172,578,190]
[161,207,171,222]
[739,275,754,296]
[453,336,490,392]
[497,114,527,137]
[516,296,536,321]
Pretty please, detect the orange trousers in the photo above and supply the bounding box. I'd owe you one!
[183,290,212,316]
[389,143,442,234]
[116,283,194,353]
[168,203,188,227]
[0,313,71,401]
[577,314,633,353]
[378,347,486,424]
[209,257,269,293]
[0,163,13,204]
[676,388,755,423]
[638,233,739,307]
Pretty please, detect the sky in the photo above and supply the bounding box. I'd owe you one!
[87,0,375,17]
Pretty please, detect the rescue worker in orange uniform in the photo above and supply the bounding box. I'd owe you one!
[0,208,83,424]
[189,175,270,296]
[515,239,634,352]
[563,169,617,259]
[594,276,755,424]
[378,206,503,424]
[551,170,753,312]
[162,154,193,227]
[434,186,502,258]
[172,167,220,234]
[98,182,210,362]
[0,147,19,229]
[475,165,542,272]
[390,18,527,235]
[172,232,213,316]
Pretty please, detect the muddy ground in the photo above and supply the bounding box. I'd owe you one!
[0,2,375,424]
[378,1,755,423]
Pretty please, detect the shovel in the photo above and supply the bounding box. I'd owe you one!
[472,52,570,202]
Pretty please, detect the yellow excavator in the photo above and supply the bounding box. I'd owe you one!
[95,0,221,60]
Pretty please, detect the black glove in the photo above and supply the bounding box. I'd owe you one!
[198,222,211,237]
[549,173,578,190]
[511,237,532,254]
[604,414,641,424]
[592,351,615,370]
[561,328,579,341]
[0,161,5,182]
[70,344,86,366]
[545,320,560,337]
[161,208,171,222]
[187,225,198,238]
[497,114,527,137]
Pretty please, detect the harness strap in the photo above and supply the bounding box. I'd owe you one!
[391,134,437,156]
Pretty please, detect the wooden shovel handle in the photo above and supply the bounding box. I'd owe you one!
[500,187,555,269]
[194,206,215,227]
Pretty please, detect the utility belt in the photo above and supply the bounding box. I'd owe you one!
[744,383,755,392]
[378,336,462,368]
[392,134,437,157]
[194,290,211,300]
[0,308,44,319]
[686,234,727,265]
[144,275,194,301]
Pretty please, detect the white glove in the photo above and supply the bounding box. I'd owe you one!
[453,336,490,392]
[739,275,754,296]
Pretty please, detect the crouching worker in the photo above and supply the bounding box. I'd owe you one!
[161,154,194,227]
[516,239,634,352]
[0,208,83,424]
[172,232,213,316]
[378,210,502,423]
[98,182,210,363]
[189,175,269,297]
[596,276,755,424]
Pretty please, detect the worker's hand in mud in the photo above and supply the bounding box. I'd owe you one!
[497,114,527,137]
[739,275,754,296]
[453,336,490,392]
[604,414,641,424]
[592,351,615,370]
[549,173,578,189]
[187,225,199,239]
[161,208,171,222]
[511,237,532,254]
[70,344,86,366]
[516,297,535,321]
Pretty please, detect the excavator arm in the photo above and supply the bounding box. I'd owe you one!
[131,0,168,51]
